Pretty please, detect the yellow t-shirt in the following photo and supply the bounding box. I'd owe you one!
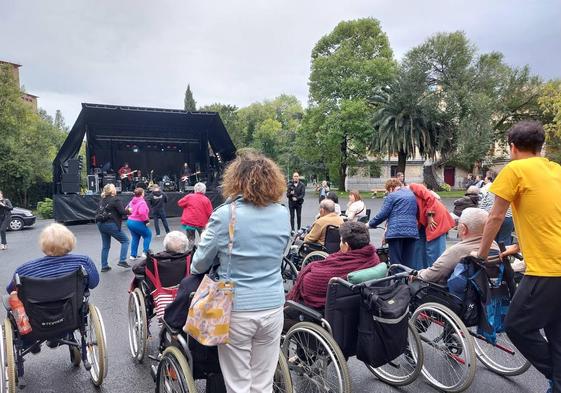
[491,157,561,276]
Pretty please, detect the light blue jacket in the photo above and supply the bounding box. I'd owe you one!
[191,198,291,311]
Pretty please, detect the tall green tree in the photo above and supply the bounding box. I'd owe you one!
[184,84,197,111]
[539,80,561,163]
[302,18,397,188]
[199,103,242,147]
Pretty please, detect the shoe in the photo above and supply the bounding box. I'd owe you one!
[129,255,136,260]
[156,234,161,238]
[118,261,131,268]
[141,253,146,258]
[101,266,112,272]
[0,244,6,250]
[547,379,554,393]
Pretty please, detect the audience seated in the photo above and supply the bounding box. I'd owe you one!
[304,199,344,245]
[6,223,99,293]
[415,208,500,285]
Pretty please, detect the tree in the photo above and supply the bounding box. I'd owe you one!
[199,103,242,147]
[54,109,69,132]
[539,80,561,163]
[302,18,397,188]
[184,84,197,111]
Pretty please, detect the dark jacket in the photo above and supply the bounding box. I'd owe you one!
[0,198,13,222]
[132,250,190,287]
[287,181,305,205]
[148,191,168,214]
[369,188,419,239]
[453,193,479,217]
[100,195,127,229]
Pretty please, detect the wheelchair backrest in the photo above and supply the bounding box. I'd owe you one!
[358,209,371,223]
[18,269,86,341]
[146,253,190,288]
[324,280,361,358]
[324,225,341,254]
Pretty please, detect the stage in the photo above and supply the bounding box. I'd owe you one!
[52,103,236,223]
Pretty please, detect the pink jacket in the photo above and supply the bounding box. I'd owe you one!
[127,196,150,222]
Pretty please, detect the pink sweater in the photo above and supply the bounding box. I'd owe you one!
[127,196,150,222]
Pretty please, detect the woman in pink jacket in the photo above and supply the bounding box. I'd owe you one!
[126,188,152,259]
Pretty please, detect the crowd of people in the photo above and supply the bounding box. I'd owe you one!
[4,120,561,393]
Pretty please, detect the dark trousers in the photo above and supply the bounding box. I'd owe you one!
[387,238,417,269]
[153,212,170,235]
[0,217,8,245]
[505,276,561,391]
[289,202,302,231]
[496,216,514,246]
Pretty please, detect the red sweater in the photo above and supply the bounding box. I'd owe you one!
[177,193,213,228]
[287,245,380,308]
[409,183,455,242]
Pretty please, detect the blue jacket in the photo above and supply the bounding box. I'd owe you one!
[369,188,419,239]
[191,198,291,311]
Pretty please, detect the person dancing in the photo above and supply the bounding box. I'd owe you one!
[127,188,152,259]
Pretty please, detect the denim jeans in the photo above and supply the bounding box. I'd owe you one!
[426,233,447,267]
[97,222,130,268]
[153,212,170,236]
[127,219,152,257]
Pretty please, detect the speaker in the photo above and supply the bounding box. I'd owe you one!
[115,180,122,193]
[87,174,99,193]
[103,174,116,186]
[67,159,80,174]
[62,173,80,183]
[61,182,80,194]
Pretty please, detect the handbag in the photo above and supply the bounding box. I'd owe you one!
[184,202,236,346]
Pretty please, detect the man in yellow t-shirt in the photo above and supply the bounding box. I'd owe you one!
[477,121,561,393]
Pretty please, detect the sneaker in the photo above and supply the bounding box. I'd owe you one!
[118,261,131,268]
[156,234,161,238]
[140,253,146,258]
[547,379,554,393]
[129,255,137,260]
[101,266,112,272]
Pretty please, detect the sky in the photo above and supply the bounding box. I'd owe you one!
[2,0,561,126]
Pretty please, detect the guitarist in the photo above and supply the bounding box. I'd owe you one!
[118,162,134,191]
[180,162,192,191]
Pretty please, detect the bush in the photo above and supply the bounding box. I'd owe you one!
[37,198,54,219]
[439,183,452,192]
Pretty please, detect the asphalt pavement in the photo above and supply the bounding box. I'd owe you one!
[0,195,547,393]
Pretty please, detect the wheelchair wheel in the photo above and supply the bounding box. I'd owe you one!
[469,327,531,376]
[301,251,329,269]
[282,321,351,393]
[2,319,16,393]
[128,288,148,362]
[156,346,197,393]
[274,352,293,393]
[365,320,424,386]
[87,304,108,387]
[281,258,299,294]
[411,302,476,393]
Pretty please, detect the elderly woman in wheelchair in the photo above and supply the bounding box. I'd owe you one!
[128,231,191,362]
[2,223,106,392]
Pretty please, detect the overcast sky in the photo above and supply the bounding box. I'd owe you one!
[2,0,561,125]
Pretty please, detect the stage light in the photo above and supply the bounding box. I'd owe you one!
[161,148,164,152]
[133,145,139,153]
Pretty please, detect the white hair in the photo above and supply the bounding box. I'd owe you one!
[459,208,488,235]
[320,198,335,213]
[163,231,189,253]
[194,182,206,194]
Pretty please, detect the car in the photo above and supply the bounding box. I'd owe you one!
[9,207,36,231]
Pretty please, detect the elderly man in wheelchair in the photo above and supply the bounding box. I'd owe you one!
[2,223,106,391]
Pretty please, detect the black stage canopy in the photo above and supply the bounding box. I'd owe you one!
[53,103,236,222]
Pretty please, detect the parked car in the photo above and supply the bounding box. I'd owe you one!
[9,207,36,231]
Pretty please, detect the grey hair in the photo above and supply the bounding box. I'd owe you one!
[194,182,206,194]
[459,207,488,234]
[319,198,335,213]
[163,231,189,253]
[466,186,480,195]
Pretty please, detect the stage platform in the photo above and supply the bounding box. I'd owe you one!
[54,190,223,223]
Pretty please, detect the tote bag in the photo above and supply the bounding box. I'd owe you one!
[184,202,236,346]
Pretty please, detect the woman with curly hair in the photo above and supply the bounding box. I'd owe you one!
[191,149,291,393]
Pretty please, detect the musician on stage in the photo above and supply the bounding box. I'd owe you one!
[118,162,134,191]
[180,162,191,192]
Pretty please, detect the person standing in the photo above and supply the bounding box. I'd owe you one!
[287,172,305,231]
[180,162,192,191]
[177,182,213,246]
[0,191,13,250]
[148,185,170,237]
[476,121,561,393]
[127,188,152,260]
[118,162,134,191]
[316,180,330,202]
[369,178,418,268]
[96,184,130,271]
[191,150,290,393]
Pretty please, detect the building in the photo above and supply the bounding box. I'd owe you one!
[0,60,38,111]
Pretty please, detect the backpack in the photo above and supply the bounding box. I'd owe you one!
[95,199,112,223]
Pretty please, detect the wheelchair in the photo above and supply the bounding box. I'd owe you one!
[282,271,424,393]
[128,251,190,362]
[281,225,341,293]
[152,316,293,392]
[397,258,530,393]
[1,268,107,392]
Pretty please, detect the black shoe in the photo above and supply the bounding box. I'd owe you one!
[101,266,112,272]
[117,261,131,268]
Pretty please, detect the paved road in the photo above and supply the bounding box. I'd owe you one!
[0,196,547,392]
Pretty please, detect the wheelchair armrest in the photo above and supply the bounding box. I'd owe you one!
[161,318,182,336]
[302,242,324,253]
[284,300,323,322]
[2,295,10,311]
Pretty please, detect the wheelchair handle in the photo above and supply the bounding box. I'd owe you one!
[388,264,415,275]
